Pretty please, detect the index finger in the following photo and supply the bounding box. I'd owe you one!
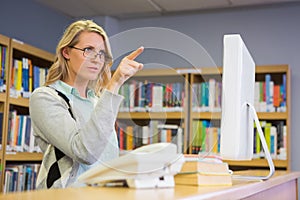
[126,46,144,60]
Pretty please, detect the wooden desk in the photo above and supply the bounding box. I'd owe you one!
[0,170,299,200]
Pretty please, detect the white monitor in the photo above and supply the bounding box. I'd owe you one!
[220,34,274,180]
[220,34,255,160]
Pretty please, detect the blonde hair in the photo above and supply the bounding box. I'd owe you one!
[45,19,113,95]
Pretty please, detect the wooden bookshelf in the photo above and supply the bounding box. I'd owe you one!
[116,65,290,170]
[189,65,291,170]
[10,39,54,62]
[0,34,54,192]
[8,97,29,107]
[225,159,288,168]
[116,68,189,153]
[0,93,6,103]
[117,111,185,119]
[0,34,11,193]
[0,33,292,191]
[191,112,287,120]
[5,152,43,161]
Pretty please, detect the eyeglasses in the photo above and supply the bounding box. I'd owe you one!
[69,46,108,62]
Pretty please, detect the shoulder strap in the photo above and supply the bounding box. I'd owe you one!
[45,86,75,188]
[47,86,75,120]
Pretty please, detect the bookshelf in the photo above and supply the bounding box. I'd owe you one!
[0,34,54,192]
[116,65,290,171]
[118,65,291,170]
[189,65,290,170]
[0,33,292,191]
[0,34,10,175]
[116,68,189,153]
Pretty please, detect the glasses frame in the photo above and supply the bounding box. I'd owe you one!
[69,46,108,62]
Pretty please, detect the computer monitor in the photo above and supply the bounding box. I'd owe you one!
[220,34,274,180]
[220,34,255,160]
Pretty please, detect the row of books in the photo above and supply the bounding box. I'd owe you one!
[4,164,40,193]
[191,120,220,154]
[253,121,287,160]
[119,81,185,112]
[254,74,287,112]
[191,74,287,113]
[116,120,183,153]
[6,58,288,113]
[0,45,8,92]
[191,120,287,160]
[6,110,41,153]
[192,79,222,112]
[10,58,48,98]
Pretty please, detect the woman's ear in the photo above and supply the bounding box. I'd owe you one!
[62,47,70,60]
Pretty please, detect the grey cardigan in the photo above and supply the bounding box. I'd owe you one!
[29,83,123,189]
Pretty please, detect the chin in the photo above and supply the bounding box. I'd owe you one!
[89,75,100,81]
[84,73,99,80]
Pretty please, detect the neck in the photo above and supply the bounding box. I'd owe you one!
[75,84,88,98]
[63,78,88,98]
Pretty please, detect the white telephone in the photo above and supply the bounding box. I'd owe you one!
[77,143,185,189]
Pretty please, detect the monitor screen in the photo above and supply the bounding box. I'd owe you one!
[220,34,255,160]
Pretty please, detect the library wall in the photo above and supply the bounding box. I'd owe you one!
[118,3,300,67]
[116,3,300,172]
[1,0,299,172]
[0,0,72,53]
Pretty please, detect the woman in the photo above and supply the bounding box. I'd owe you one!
[29,19,144,189]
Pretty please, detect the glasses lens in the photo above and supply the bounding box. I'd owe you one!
[84,49,106,62]
[83,49,95,59]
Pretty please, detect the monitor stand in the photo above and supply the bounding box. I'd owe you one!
[232,103,275,181]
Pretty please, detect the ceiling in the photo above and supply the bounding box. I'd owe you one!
[34,0,300,19]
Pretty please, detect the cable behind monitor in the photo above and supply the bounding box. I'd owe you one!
[232,103,275,181]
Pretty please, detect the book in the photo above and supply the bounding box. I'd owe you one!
[151,84,163,112]
[179,160,229,174]
[175,172,232,186]
[126,126,133,150]
[174,159,232,186]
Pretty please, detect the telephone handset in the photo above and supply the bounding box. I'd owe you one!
[77,143,185,189]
